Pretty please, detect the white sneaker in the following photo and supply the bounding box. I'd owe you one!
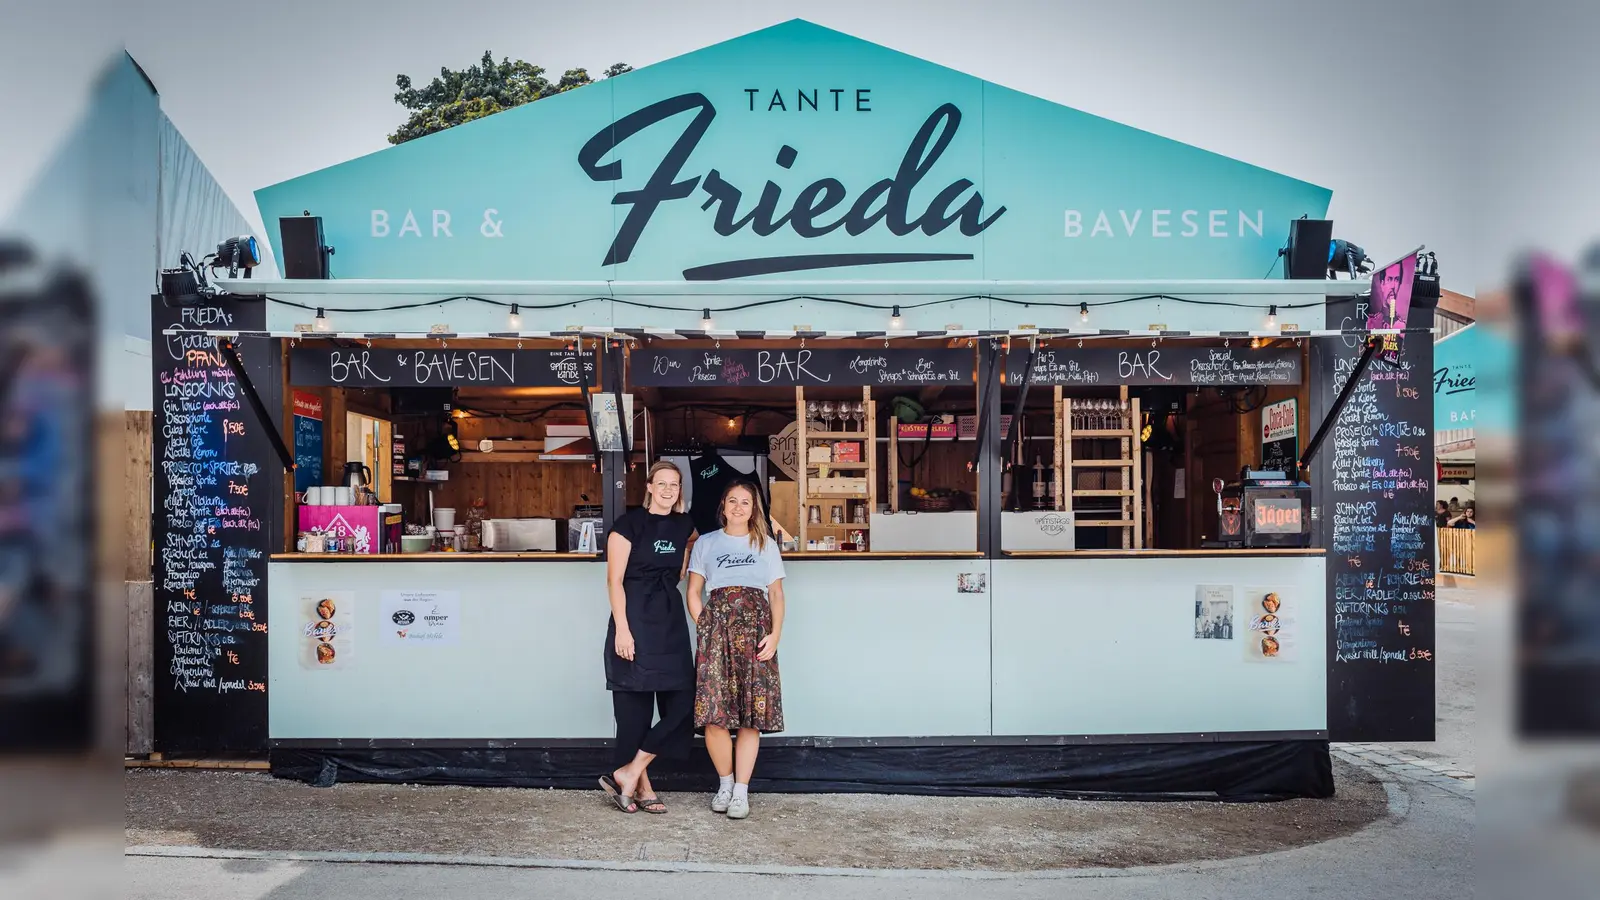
[711,787,733,813]
[726,795,750,819]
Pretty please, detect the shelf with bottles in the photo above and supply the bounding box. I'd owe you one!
[795,386,878,551]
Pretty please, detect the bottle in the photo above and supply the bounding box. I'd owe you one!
[1032,455,1047,508]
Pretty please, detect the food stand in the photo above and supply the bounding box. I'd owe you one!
[144,19,1438,798]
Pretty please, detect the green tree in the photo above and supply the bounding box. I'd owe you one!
[388,53,632,145]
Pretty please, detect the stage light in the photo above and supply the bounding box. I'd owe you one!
[701,308,714,330]
[216,235,261,278]
[1266,305,1278,329]
[313,308,331,332]
[1079,302,1089,323]
[890,305,903,328]
[508,304,522,330]
[1328,239,1373,279]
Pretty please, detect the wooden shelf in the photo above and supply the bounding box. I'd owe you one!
[805,431,871,440]
[1072,489,1136,496]
[806,462,870,469]
[1071,459,1133,467]
[1075,518,1136,527]
[1072,429,1134,437]
[804,523,871,529]
[1061,394,1144,550]
[798,388,879,551]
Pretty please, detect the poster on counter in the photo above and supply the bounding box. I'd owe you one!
[300,591,354,669]
[1194,584,1235,640]
[1260,398,1298,473]
[1242,586,1294,661]
[380,590,461,645]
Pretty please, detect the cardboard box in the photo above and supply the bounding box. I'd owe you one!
[957,415,1012,440]
[832,441,862,462]
[810,477,869,496]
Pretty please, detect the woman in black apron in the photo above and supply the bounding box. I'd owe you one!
[598,461,697,814]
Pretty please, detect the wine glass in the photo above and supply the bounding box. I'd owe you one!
[806,400,819,429]
[853,401,866,432]
[820,401,836,432]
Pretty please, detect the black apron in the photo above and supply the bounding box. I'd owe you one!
[604,512,695,692]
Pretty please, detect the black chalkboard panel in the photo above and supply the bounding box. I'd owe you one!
[1320,297,1436,742]
[152,298,279,753]
[290,347,596,388]
[630,347,974,387]
[1005,346,1301,386]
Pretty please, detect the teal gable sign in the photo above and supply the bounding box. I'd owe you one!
[255,20,1331,282]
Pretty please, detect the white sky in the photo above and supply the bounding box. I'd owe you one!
[3,0,1596,295]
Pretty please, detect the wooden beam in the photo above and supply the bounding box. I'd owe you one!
[1437,289,1475,323]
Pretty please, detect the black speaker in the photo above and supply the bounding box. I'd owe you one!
[1411,251,1441,309]
[279,215,332,279]
[1284,218,1333,279]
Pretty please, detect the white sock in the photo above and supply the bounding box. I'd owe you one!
[718,774,734,793]
[732,782,749,800]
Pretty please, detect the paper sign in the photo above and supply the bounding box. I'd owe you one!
[1242,586,1294,661]
[380,590,461,645]
[300,591,355,669]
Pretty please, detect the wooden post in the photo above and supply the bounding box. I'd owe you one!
[1053,386,1065,512]
[795,387,807,548]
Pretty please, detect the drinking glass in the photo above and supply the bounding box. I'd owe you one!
[820,401,836,432]
[852,401,866,431]
[806,400,819,428]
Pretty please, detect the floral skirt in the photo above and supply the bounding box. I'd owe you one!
[694,586,784,734]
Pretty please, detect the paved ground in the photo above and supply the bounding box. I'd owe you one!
[126,761,1388,871]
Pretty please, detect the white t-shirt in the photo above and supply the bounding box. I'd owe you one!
[689,528,786,593]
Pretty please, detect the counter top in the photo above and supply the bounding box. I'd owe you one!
[271,552,600,562]
[1002,549,1326,559]
[784,551,984,560]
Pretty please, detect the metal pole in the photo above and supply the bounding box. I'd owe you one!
[218,339,295,474]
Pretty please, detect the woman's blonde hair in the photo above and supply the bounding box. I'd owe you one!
[643,460,686,513]
[717,480,770,552]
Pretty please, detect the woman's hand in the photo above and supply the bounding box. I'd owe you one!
[614,627,636,661]
[689,604,703,624]
[756,632,781,661]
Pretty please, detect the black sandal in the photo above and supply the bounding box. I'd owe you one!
[637,795,667,814]
[598,775,637,813]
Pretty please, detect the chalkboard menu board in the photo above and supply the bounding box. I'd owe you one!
[1005,346,1301,386]
[292,392,323,495]
[290,346,595,387]
[152,299,279,752]
[1321,297,1435,742]
[630,347,973,387]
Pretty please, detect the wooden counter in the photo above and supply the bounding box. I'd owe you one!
[1003,548,1325,559]
[271,552,599,562]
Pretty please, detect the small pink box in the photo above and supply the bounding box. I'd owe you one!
[298,505,383,554]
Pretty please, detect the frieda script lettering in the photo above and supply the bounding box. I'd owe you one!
[577,93,1006,280]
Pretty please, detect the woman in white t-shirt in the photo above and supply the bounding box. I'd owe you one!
[687,481,786,820]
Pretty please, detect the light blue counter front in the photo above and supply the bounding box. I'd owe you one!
[268,552,1325,742]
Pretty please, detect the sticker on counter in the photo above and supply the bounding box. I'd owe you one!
[1243,587,1294,661]
[300,591,355,669]
[1194,584,1235,640]
[957,573,987,594]
[380,590,461,645]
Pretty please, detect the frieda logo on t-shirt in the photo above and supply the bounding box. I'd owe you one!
[716,552,759,568]
[653,540,677,554]
[700,464,720,479]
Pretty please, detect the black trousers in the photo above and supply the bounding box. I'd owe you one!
[612,688,694,769]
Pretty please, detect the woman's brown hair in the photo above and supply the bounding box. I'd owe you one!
[717,480,770,552]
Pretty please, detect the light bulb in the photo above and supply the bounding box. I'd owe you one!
[701,308,714,330]
[1266,304,1278,329]
[508,304,522,330]
[727,417,737,429]
[313,308,331,332]
[1079,302,1089,324]
[1250,337,1262,349]
[890,305,903,329]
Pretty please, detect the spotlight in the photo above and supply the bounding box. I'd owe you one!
[1079,302,1089,324]
[1328,239,1372,279]
[313,308,331,332]
[701,308,714,330]
[890,305,903,329]
[1266,305,1278,329]
[508,304,522,330]
[216,235,261,278]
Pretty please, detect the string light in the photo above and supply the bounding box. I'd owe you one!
[1266,304,1278,329]
[508,303,522,330]
[727,417,737,429]
[701,308,714,330]
[313,308,331,332]
[1079,302,1089,324]
[890,305,903,328]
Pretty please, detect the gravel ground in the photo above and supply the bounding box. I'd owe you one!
[126,762,1387,871]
